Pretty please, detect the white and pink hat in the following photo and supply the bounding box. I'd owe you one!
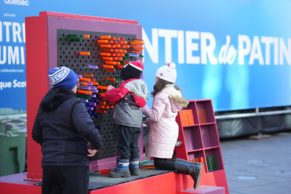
[156,62,177,83]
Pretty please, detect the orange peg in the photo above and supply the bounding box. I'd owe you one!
[79,51,91,56]
[102,57,113,61]
[113,57,123,61]
[104,61,120,65]
[130,40,144,45]
[97,39,109,44]
[100,52,111,56]
[99,35,112,40]
[83,34,91,39]
[100,44,112,48]
[102,64,114,70]
[97,85,109,91]
[79,77,91,82]
[118,40,128,45]
[92,81,99,86]
[112,44,121,48]
[82,72,94,78]
[116,53,125,57]
[121,45,130,49]
[77,90,93,95]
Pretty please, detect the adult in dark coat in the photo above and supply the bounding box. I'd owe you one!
[32,66,102,194]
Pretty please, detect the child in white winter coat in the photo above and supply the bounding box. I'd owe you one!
[143,62,202,189]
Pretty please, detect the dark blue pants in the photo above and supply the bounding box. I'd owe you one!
[117,125,141,161]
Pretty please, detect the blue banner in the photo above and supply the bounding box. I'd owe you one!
[1,0,291,111]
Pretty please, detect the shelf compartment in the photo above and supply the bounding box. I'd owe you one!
[196,100,215,124]
[187,150,204,163]
[186,101,199,124]
[205,148,223,172]
[200,124,219,148]
[182,126,203,151]
[177,109,196,127]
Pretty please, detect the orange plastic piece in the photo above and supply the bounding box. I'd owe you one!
[99,35,111,40]
[97,85,109,91]
[130,40,144,45]
[100,44,111,48]
[104,61,120,65]
[102,64,114,69]
[116,53,125,57]
[79,77,91,82]
[102,57,113,61]
[79,51,91,56]
[112,44,121,48]
[121,45,130,49]
[77,90,93,95]
[100,52,111,56]
[92,81,99,86]
[101,48,114,52]
[131,45,144,50]
[97,39,109,44]
[83,34,91,39]
[117,40,128,45]
[82,72,94,78]
[113,57,123,61]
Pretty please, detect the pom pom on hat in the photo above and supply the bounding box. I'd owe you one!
[48,66,78,90]
[156,62,177,83]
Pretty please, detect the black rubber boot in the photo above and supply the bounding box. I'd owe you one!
[174,158,202,189]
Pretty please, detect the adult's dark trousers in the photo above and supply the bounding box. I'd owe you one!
[118,125,141,161]
[42,166,89,194]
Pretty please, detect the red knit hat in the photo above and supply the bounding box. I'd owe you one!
[128,61,144,71]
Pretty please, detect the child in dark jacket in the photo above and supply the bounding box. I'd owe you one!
[105,61,148,178]
[32,66,102,194]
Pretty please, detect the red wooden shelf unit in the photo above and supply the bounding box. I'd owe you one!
[175,99,229,194]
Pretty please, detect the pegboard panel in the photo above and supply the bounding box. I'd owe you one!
[57,29,138,159]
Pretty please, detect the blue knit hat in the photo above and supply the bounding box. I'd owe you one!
[48,66,78,89]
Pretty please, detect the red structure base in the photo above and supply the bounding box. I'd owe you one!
[0,169,228,194]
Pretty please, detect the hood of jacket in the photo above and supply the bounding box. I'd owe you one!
[163,85,189,113]
[40,87,76,112]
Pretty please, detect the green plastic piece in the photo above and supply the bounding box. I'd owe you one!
[66,34,82,42]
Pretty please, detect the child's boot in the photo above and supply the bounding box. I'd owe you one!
[129,160,140,176]
[174,158,202,189]
[110,159,130,178]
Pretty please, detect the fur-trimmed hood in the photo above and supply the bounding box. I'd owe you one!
[163,84,189,113]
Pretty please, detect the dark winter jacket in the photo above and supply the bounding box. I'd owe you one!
[32,88,102,167]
